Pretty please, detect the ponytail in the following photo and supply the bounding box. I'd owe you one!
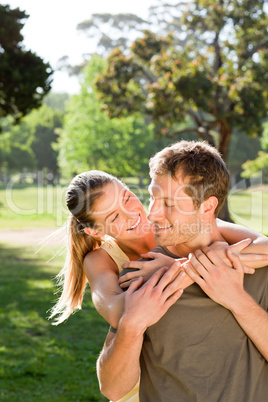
[49,170,125,325]
[49,215,101,325]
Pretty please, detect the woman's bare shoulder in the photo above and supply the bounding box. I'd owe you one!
[83,247,118,275]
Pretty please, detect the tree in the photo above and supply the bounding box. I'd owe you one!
[94,1,268,219]
[29,105,63,179]
[0,103,63,181]
[61,3,187,75]
[57,55,173,180]
[95,1,268,163]
[241,122,268,183]
[228,130,262,185]
[0,5,53,125]
[0,118,36,177]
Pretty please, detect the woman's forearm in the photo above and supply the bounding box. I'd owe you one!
[217,218,267,246]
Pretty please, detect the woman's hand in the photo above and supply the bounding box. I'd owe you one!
[209,238,267,273]
[119,252,187,289]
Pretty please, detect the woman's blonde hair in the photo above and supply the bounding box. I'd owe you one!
[49,170,125,325]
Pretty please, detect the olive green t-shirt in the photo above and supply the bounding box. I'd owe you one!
[140,246,268,402]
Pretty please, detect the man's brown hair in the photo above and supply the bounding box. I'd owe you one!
[149,140,230,216]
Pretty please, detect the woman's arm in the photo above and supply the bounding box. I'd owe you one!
[217,219,268,267]
[84,250,191,328]
[217,219,268,250]
[83,249,125,328]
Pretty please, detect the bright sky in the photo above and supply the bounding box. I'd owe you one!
[4,0,159,93]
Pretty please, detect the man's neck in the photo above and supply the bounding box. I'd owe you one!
[167,220,226,258]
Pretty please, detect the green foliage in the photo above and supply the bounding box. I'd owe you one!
[228,130,262,178]
[241,121,268,182]
[241,151,268,182]
[28,105,63,175]
[0,5,53,124]
[57,55,172,178]
[0,118,36,174]
[0,102,64,177]
[43,92,70,112]
[95,0,268,161]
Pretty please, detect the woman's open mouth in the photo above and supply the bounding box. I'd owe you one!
[127,214,141,231]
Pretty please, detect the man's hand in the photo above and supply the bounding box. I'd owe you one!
[121,262,186,333]
[184,247,246,311]
[119,252,187,289]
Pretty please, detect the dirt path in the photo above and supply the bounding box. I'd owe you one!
[0,228,62,246]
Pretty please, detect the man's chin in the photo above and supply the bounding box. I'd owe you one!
[155,234,169,247]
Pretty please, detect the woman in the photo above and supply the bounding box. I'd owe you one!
[50,170,268,401]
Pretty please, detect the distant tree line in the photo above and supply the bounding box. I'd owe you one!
[0,0,267,193]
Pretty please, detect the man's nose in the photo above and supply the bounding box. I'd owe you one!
[147,199,163,222]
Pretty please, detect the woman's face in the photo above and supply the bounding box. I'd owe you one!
[92,181,150,240]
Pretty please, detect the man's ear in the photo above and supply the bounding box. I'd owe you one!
[201,196,218,217]
[84,227,103,238]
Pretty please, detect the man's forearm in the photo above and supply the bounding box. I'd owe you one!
[231,291,268,361]
[97,317,143,401]
[97,266,185,400]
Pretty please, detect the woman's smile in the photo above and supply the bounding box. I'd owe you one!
[127,214,141,231]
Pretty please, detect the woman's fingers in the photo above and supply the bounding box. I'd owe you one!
[119,279,134,289]
[239,253,268,262]
[122,260,144,270]
[140,252,161,259]
[243,266,255,274]
[118,269,141,284]
[229,238,252,253]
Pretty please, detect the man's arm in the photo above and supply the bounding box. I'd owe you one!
[97,323,142,401]
[97,264,185,400]
[185,248,268,361]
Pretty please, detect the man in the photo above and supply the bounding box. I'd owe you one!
[97,141,268,401]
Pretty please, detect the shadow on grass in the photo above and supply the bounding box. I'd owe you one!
[0,244,109,401]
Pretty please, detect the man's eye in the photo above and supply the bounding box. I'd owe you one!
[111,214,119,223]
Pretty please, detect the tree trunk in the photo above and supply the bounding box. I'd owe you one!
[218,119,233,222]
[218,119,232,162]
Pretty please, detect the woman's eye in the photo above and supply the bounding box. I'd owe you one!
[111,214,119,223]
[125,195,130,203]
[165,202,174,208]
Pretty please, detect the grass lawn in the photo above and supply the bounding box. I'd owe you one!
[0,182,267,234]
[0,182,267,401]
[0,183,69,229]
[0,245,109,401]
[0,182,151,230]
[228,185,268,236]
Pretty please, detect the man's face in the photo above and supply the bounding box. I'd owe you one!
[148,174,205,247]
